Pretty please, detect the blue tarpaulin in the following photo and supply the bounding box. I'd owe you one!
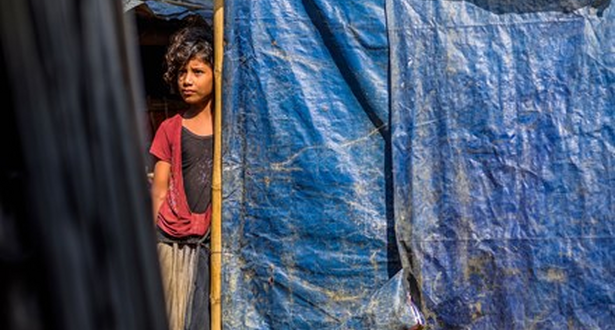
[222,1,417,328]
[127,0,615,329]
[389,1,614,328]
[125,0,213,20]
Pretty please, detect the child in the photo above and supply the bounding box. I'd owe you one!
[150,19,214,330]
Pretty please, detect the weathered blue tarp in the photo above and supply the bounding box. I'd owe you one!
[388,1,615,329]
[222,1,422,329]
[224,0,614,329]
[124,0,212,20]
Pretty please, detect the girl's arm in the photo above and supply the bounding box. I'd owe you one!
[151,160,171,225]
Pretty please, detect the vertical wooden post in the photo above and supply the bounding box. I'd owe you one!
[211,0,224,329]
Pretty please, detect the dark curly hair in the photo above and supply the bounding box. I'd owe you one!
[163,16,213,94]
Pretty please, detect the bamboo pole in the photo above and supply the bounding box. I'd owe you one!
[211,0,224,329]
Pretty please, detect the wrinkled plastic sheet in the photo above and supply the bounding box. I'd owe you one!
[388,1,615,329]
[123,0,213,20]
[222,1,424,329]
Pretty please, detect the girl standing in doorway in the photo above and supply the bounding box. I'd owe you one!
[150,18,214,330]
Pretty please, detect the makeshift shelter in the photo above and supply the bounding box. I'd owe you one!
[126,0,614,329]
[3,0,602,329]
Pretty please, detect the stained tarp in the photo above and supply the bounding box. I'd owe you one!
[123,0,213,20]
[388,1,615,329]
[222,0,424,329]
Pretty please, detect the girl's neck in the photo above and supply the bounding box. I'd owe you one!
[183,97,213,120]
[181,98,214,136]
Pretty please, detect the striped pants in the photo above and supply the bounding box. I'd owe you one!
[157,241,210,330]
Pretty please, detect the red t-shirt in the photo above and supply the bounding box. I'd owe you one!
[150,114,211,238]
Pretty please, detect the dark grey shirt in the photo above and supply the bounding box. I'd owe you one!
[181,126,213,214]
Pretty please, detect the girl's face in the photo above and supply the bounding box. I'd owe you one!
[177,57,213,106]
